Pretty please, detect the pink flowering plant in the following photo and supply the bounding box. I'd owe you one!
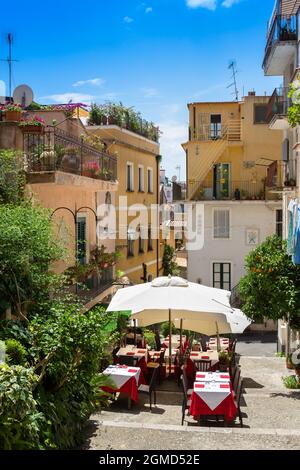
[19,116,46,127]
[0,103,22,112]
[83,161,101,176]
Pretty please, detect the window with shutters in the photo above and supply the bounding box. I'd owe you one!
[213,208,230,239]
[213,263,231,290]
[276,209,283,239]
[76,216,87,265]
[126,162,134,191]
[147,167,153,193]
[138,165,144,192]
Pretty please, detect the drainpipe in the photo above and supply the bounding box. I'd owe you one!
[156,155,162,277]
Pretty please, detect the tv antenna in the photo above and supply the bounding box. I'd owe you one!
[227,60,239,101]
[1,33,18,99]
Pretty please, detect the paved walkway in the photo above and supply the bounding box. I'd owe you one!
[83,347,300,450]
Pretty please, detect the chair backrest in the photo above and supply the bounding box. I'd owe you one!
[126,338,135,345]
[181,371,189,403]
[159,350,165,364]
[236,377,243,405]
[194,360,212,372]
[200,338,207,352]
[149,365,159,392]
[118,355,136,366]
[233,366,241,394]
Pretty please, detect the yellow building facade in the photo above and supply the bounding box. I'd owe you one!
[87,124,161,284]
[183,93,283,201]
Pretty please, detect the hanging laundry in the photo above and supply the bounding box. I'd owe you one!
[293,204,300,265]
[287,199,298,257]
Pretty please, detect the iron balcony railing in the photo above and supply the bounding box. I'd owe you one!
[266,87,291,122]
[23,126,117,182]
[191,180,266,201]
[263,12,298,69]
[67,267,114,305]
[189,120,242,142]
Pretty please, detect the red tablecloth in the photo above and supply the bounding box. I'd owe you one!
[137,356,148,376]
[189,389,237,422]
[102,370,146,403]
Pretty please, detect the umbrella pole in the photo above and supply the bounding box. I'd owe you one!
[169,308,172,378]
[134,319,137,346]
[216,321,220,352]
[180,319,183,352]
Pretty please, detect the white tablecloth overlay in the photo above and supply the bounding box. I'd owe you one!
[116,346,147,359]
[194,381,231,411]
[103,366,141,388]
[195,372,230,383]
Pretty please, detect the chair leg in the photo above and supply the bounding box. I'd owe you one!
[154,390,157,405]
[239,408,243,427]
[182,409,185,425]
[149,392,152,412]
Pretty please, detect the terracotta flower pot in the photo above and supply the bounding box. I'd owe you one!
[5,110,22,122]
[20,125,45,134]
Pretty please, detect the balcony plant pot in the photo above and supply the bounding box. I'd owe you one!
[20,125,45,134]
[5,110,22,122]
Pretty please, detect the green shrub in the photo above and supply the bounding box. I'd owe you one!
[282,375,300,389]
[160,322,177,338]
[0,365,52,450]
[5,339,27,365]
[143,329,156,349]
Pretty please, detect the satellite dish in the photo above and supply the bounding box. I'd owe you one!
[13,84,34,108]
[171,175,177,182]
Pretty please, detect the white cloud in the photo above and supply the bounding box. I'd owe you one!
[41,93,94,104]
[141,87,159,98]
[186,0,240,9]
[124,16,134,23]
[145,6,153,13]
[186,0,217,10]
[222,0,240,6]
[73,78,105,87]
[193,83,225,97]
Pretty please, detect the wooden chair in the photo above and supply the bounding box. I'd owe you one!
[118,355,137,367]
[234,377,244,427]
[139,365,159,411]
[181,373,192,425]
[232,366,241,395]
[194,360,212,373]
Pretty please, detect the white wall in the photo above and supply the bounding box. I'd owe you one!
[187,201,281,288]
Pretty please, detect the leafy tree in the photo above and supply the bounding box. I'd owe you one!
[0,203,64,319]
[162,244,180,276]
[0,149,25,204]
[239,236,300,327]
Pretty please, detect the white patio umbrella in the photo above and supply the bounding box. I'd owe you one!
[107,276,251,371]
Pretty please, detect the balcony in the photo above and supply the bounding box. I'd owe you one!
[191,178,282,202]
[263,13,298,76]
[266,87,290,129]
[23,126,117,182]
[64,267,115,308]
[189,120,242,142]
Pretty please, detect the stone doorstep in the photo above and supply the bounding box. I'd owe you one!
[96,419,300,437]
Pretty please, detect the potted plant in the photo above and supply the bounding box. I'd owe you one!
[218,351,232,372]
[82,161,100,177]
[19,116,45,133]
[2,103,22,122]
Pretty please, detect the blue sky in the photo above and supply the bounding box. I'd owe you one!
[0,0,279,179]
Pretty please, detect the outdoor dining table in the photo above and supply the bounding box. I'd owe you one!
[116,346,148,375]
[207,338,230,351]
[162,335,186,349]
[101,365,145,409]
[189,372,237,423]
[186,350,220,378]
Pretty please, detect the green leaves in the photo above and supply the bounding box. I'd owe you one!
[239,236,300,323]
[162,244,180,276]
